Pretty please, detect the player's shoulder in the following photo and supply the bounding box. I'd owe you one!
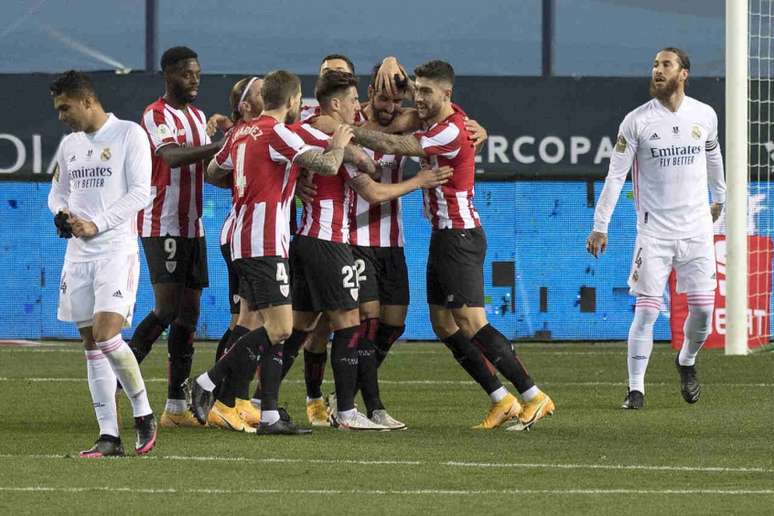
[110,115,144,134]
[143,97,166,115]
[424,110,463,139]
[298,122,330,141]
[684,96,718,120]
[619,99,658,132]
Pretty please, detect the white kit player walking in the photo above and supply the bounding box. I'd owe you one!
[586,48,726,409]
[48,71,157,456]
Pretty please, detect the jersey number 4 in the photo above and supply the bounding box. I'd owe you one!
[234,143,247,198]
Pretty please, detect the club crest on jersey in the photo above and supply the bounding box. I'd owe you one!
[615,134,627,153]
[691,125,701,140]
[165,261,177,274]
[157,124,173,138]
[100,147,111,161]
[280,285,290,298]
[350,288,359,301]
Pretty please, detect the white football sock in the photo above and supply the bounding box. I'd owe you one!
[251,398,262,409]
[627,297,660,394]
[165,399,188,414]
[521,385,540,402]
[97,334,152,418]
[488,386,508,403]
[679,292,715,366]
[85,350,119,438]
[196,373,216,392]
[261,409,280,425]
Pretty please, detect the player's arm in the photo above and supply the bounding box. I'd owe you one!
[374,56,414,100]
[464,117,488,153]
[586,115,638,258]
[206,113,233,137]
[78,125,152,238]
[706,110,726,222]
[48,143,75,238]
[343,144,377,177]
[157,139,224,168]
[347,165,453,204]
[349,126,426,157]
[294,125,353,176]
[205,158,232,189]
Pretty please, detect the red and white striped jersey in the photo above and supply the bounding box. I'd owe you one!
[138,97,210,238]
[213,122,242,247]
[294,123,361,243]
[300,104,365,124]
[416,108,480,230]
[218,115,313,259]
[349,150,406,247]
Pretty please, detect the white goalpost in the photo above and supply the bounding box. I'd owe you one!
[725,0,749,355]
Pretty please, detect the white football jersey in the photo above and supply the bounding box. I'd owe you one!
[48,114,151,261]
[594,96,726,239]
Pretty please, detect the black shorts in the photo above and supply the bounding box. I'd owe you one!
[141,236,209,289]
[220,243,240,314]
[351,245,410,306]
[233,257,291,311]
[426,227,486,308]
[290,235,359,313]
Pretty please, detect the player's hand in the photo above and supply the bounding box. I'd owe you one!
[206,113,233,137]
[464,117,488,148]
[54,210,73,239]
[71,219,98,238]
[416,166,453,189]
[375,56,408,99]
[710,202,723,222]
[296,172,317,204]
[330,124,354,150]
[586,230,608,258]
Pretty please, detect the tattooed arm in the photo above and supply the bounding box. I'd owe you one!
[294,124,353,176]
[350,126,426,157]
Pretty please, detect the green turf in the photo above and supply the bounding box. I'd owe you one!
[0,341,772,515]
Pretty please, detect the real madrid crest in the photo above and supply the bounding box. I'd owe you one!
[691,125,701,140]
[101,147,111,161]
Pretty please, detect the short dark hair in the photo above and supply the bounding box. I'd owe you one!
[320,54,355,74]
[161,46,198,71]
[315,70,358,107]
[414,60,455,87]
[49,70,98,100]
[660,47,690,70]
[261,70,301,110]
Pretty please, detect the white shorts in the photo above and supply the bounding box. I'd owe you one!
[57,253,140,328]
[627,233,717,297]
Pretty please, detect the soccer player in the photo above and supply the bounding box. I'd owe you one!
[283,70,452,430]
[205,76,265,430]
[345,60,555,431]
[130,46,223,428]
[48,71,157,457]
[190,70,361,434]
[586,48,725,409]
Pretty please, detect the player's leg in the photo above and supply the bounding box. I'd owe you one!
[129,237,182,363]
[673,236,718,403]
[216,241,241,362]
[303,315,330,425]
[374,246,410,367]
[623,235,673,409]
[91,254,156,454]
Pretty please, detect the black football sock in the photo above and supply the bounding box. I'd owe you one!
[356,318,383,416]
[215,328,232,362]
[259,336,283,412]
[280,329,310,379]
[472,324,535,394]
[167,323,194,400]
[214,325,252,406]
[330,325,360,412]
[206,325,253,386]
[374,322,404,368]
[304,349,327,399]
[443,330,503,395]
[129,311,167,364]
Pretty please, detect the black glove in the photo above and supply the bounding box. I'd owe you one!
[54,211,73,239]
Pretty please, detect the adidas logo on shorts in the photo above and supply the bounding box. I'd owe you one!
[112,290,123,298]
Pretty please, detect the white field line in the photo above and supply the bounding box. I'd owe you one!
[0,486,772,496]
[0,377,772,388]
[0,454,771,475]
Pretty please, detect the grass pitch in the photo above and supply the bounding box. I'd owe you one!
[0,340,772,515]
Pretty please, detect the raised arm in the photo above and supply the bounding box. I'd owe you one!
[350,126,425,157]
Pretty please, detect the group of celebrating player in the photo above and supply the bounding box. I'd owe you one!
[48,43,721,458]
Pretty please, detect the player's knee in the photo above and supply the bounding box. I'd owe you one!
[687,303,713,335]
[305,334,328,353]
[92,327,120,344]
[267,323,293,344]
[153,307,176,327]
[431,318,457,340]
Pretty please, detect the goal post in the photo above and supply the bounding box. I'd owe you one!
[724,0,749,355]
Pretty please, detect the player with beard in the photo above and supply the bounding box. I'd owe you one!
[344,60,555,431]
[587,48,725,409]
[129,47,224,428]
[202,76,266,431]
